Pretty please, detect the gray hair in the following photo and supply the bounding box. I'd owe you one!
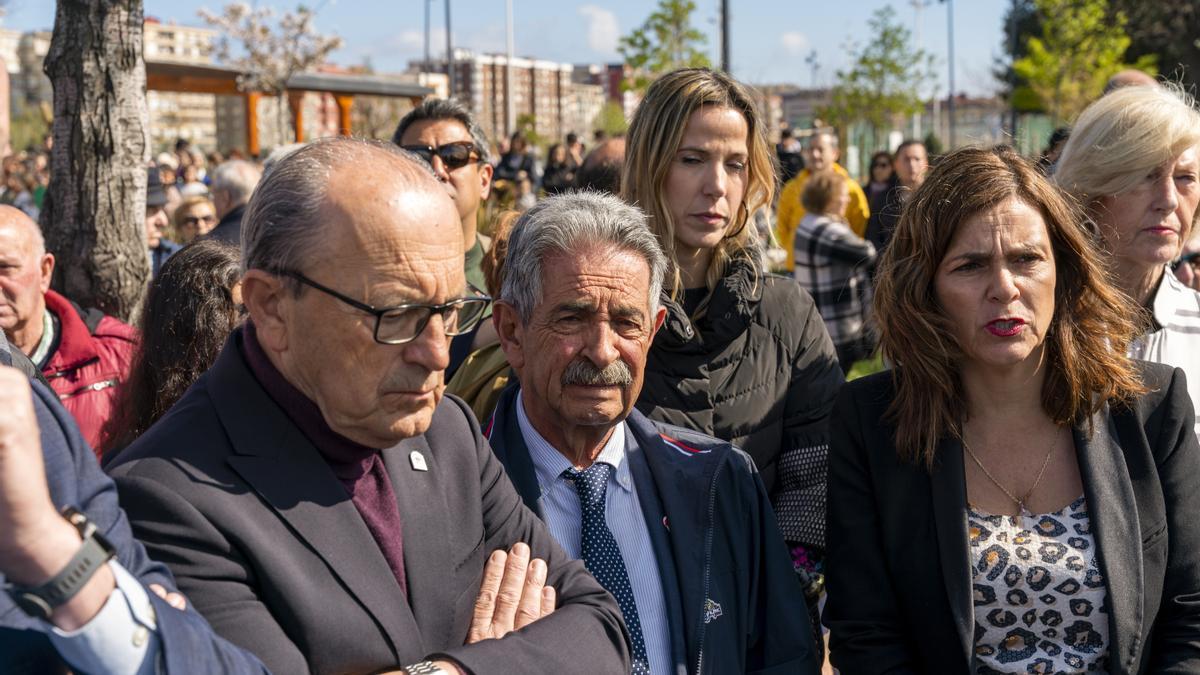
[500,191,667,323]
[392,98,493,164]
[211,159,262,208]
[240,137,437,280]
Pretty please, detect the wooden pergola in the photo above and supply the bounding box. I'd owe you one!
[145,61,433,156]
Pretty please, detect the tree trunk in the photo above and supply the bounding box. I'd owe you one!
[42,0,149,322]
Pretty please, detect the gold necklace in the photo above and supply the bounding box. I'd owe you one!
[961,427,1060,523]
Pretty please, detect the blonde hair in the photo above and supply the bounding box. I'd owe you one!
[621,68,775,298]
[1054,84,1200,206]
[800,170,847,216]
[172,194,217,244]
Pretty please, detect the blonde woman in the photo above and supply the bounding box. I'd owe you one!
[172,195,219,244]
[623,68,842,567]
[1054,84,1200,437]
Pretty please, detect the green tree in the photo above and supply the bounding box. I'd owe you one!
[514,113,547,149]
[1111,0,1200,90]
[1012,0,1155,125]
[618,0,711,94]
[818,6,935,152]
[992,0,1045,113]
[591,101,628,137]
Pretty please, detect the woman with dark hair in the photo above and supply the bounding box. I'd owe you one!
[100,240,243,455]
[862,150,893,206]
[541,143,576,195]
[622,67,842,569]
[825,146,1200,673]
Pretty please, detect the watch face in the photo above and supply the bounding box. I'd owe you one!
[10,589,53,620]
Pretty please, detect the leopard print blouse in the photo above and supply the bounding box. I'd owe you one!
[968,496,1110,673]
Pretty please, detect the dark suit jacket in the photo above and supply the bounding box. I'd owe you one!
[0,374,266,674]
[488,385,817,675]
[824,363,1200,674]
[104,332,630,675]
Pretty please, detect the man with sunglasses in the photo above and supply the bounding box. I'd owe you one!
[105,138,631,675]
[392,99,494,295]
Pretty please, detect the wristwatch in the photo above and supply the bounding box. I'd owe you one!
[5,506,116,620]
[405,662,447,675]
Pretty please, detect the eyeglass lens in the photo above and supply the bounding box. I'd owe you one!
[376,298,490,343]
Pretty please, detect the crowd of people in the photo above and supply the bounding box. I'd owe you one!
[2,64,1199,675]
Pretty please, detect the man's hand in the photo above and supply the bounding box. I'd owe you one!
[0,366,74,583]
[149,583,188,611]
[0,367,115,630]
[466,542,556,643]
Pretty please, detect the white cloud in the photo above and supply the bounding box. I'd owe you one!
[780,31,810,55]
[578,5,619,56]
[391,28,446,54]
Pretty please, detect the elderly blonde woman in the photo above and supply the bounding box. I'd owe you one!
[172,195,219,244]
[1054,84,1200,436]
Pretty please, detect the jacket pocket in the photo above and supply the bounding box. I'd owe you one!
[453,528,487,572]
[1141,520,1167,548]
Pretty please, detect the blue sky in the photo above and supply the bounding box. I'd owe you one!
[2,1,1008,96]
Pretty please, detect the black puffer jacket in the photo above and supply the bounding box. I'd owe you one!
[637,258,843,549]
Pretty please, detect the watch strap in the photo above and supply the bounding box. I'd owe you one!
[5,510,116,620]
[405,661,444,675]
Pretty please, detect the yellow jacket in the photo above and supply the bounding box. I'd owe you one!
[776,163,870,267]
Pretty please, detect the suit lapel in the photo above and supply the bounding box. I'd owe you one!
[382,435,459,656]
[210,337,421,662]
[930,436,975,670]
[1074,409,1142,675]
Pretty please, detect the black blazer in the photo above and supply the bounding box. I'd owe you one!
[824,363,1200,674]
[105,331,630,675]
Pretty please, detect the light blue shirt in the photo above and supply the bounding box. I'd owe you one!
[516,392,672,675]
[44,560,161,675]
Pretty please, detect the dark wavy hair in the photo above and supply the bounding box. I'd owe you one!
[100,240,243,455]
[874,146,1145,468]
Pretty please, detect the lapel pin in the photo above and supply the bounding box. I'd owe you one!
[409,450,429,472]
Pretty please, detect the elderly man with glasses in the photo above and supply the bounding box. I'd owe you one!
[104,138,631,675]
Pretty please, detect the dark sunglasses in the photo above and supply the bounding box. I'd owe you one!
[182,214,217,226]
[400,141,480,171]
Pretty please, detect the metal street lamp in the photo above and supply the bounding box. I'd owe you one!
[939,0,956,148]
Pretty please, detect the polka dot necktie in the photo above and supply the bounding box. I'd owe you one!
[564,463,651,675]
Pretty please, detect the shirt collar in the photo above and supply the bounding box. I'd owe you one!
[1151,268,1192,327]
[515,390,631,494]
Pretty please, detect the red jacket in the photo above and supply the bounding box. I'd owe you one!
[41,290,137,454]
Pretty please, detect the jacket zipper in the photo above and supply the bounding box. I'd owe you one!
[694,461,723,675]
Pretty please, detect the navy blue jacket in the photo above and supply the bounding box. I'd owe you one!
[0,333,267,674]
[487,385,817,675]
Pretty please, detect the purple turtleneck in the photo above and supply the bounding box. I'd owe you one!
[240,321,408,597]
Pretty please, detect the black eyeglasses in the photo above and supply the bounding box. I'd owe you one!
[400,141,481,171]
[279,270,491,345]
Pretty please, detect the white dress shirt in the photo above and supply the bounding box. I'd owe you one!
[44,560,161,675]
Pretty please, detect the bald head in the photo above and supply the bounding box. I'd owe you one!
[575,138,627,194]
[242,137,457,278]
[1104,69,1158,95]
[0,205,44,256]
[0,205,54,355]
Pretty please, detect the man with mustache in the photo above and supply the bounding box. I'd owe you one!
[105,139,631,675]
[487,191,818,675]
